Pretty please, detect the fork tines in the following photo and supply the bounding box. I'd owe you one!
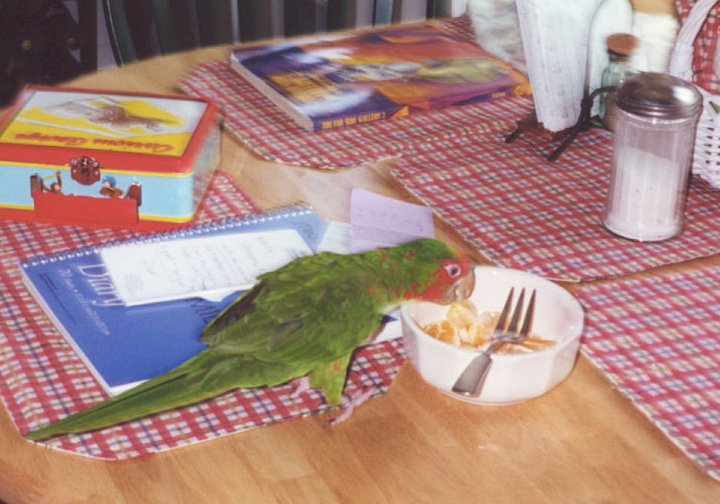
[496,287,536,341]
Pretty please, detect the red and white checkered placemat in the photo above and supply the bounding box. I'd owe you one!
[179,15,534,170]
[390,129,720,282]
[0,171,405,460]
[575,267,720,481]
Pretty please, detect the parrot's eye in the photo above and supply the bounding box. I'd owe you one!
[444,263,462,278]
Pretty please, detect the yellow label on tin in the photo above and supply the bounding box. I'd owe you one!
[0,90,208,157]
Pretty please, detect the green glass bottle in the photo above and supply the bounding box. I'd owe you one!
[599,33,638,131]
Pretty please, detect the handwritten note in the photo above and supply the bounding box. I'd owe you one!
[350,188,435,252]
[101,229,312,306]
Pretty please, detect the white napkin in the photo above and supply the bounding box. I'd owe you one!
[515,0,632,132]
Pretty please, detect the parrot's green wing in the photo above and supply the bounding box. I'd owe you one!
[308,353,354,405]
[202,251,384,361]
[201,251,385,403]
[199,252,341,350]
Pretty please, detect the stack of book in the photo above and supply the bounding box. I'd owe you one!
[230,22,530,132]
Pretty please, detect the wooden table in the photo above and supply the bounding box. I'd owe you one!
[1,43,719,504]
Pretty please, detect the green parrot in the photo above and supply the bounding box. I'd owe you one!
[26,238,475,441]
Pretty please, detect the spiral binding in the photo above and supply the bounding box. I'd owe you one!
[21,205,315,268]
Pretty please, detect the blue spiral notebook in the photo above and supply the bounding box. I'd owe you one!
[20,206,327,395]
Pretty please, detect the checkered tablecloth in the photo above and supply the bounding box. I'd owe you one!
[675,0,720,94]
[179,15,534,171]
[389,130,720,282]
[0,171,405,460]
[576,267,720,481]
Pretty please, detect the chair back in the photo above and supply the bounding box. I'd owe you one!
[102,0,457,65]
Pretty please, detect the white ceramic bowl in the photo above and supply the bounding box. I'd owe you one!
[400,266,584,405]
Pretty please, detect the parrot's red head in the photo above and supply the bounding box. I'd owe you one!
[391,239,476,305]
[417,249,475,305]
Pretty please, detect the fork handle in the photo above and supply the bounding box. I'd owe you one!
[451,340,504,397]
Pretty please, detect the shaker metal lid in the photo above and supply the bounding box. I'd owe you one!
[615,72,702,119]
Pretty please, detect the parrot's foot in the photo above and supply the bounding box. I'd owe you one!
[329,387,375,426]
[289,376,311,398]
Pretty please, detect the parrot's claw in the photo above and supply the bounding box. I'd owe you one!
[329,387,375,426]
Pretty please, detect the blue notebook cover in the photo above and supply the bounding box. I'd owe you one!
[20,206,327,395]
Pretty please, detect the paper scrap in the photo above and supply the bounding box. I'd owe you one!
[350,188,434,252]
[101,229,312,306]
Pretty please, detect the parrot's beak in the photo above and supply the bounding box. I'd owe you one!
[452,268,476,302]
[433,266,476,305]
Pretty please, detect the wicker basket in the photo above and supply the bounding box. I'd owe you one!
[669,0,720,188]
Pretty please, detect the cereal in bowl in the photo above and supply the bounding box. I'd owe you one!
[423,300,555,353]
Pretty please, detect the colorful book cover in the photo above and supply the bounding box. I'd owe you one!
[230,22,531,132]
[19,207,327,395]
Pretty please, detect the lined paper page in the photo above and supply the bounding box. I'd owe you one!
[101,229,312,306]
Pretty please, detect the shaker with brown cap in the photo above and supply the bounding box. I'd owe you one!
[599,32,638,130]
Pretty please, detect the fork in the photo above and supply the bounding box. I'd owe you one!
[451,287,537,397]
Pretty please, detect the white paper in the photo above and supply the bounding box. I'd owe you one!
[317,221,353,254]
[101,229,312,306]
[515,0,631,132]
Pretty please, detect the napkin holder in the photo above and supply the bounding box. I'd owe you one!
[510,0,632,160]
[506,86,614,161]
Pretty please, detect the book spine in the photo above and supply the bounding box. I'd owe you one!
[314,106,411,131]
[22,246,100,268]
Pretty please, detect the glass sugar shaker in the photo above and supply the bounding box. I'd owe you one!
[602,72,702,242]
[598,33,638,131]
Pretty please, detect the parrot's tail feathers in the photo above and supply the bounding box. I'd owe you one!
[26,374,203,441]
[26,353,225,441]
[25,352,307,442]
